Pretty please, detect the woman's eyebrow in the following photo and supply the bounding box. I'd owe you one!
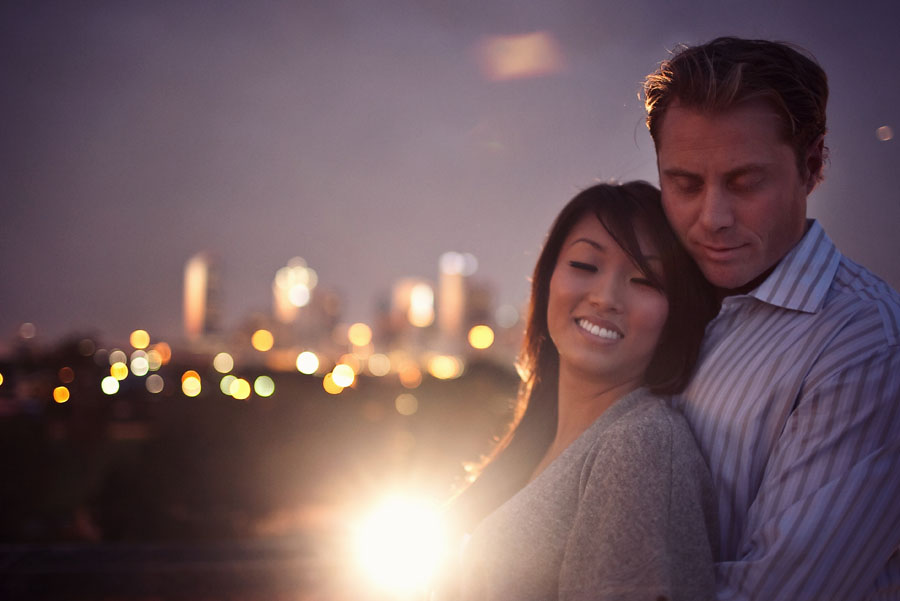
[569,238,605,251]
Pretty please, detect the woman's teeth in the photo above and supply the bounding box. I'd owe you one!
[577,319,622,340]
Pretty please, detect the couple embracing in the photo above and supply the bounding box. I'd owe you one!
[444,37,900,601]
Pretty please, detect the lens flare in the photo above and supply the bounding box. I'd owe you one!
[101,376,119,395]
[110,362,129,381]
[251,329,274,352]
[230,378,252,400]
[182,375,202,397]
[296,351,320,374]
[53,386,70,404]
[468,325,495,349]
[129,329,150,349]
[323,373,343,395]
[332,364,355,388]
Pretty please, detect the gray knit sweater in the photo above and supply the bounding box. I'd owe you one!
[461,388,717,601]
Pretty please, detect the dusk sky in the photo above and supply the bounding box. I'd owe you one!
[3,0,898,348]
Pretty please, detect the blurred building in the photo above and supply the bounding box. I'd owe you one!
[183,252,222,341]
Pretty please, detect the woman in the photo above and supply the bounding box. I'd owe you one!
[448,181,719,600]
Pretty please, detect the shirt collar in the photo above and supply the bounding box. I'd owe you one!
[745,219,841,313]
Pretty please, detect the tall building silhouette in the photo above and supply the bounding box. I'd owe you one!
[183,252,222,341]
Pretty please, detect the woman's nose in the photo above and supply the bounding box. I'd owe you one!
[588,273,624,312]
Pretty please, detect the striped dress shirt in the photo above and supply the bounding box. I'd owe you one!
[673,220,900,600]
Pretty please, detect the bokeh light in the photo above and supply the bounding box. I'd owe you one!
[101,376,119,395]
[182,374,202,397]
[151,342,172,365]
[368,353,391,377]
[147,350,163,371]
[338,354,362,374]
[109,350,127,365]
[146,374,164,394]
[220,374,237,395]
[495,304,520,328]
[468,325,495,349]
[332,364,355,388]
[354,496,448,594]
[399,363,423,389]
[213,352,234,374]
[78,338,96,356]
[129,329,150,349]
[19,322,36,339]
[58,367,75,384]
[477,31,565,81]
[53,386,70,404]
[130,356,150,377]
[877,125,894,141]
[323,373,343,395]
[395,393,419,416]
[288,284,310,307]
[0,372,4,387]
[408,283,435,327]
[251,329,274,352]
[110,362,129,381]
[427,355,463,380]
[296,351,320,374]
[347,322,373,347]
[230,378,251,400]
[254,375,275,397]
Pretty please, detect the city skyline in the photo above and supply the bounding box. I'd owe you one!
[3,1,899,349]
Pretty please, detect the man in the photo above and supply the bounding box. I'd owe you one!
[643,37,900,599]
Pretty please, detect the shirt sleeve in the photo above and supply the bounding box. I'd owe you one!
[716,346,900,601]
[558,407,716,601]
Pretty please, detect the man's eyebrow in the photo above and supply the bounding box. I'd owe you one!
[660,167,701,179]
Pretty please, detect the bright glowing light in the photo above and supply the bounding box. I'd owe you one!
[230,378,252,400]
[427,355,463,380]
[478,31,565,81]
[182,375,202,397]
[19,322,36,339]
[877,125,894,141]
[146,374,164,394]
[395,393,418,416]
[0,372,4,387]
[332,364,355,388]
[409,283,435,327]
[110,362,129,381]
[130,356,150,377]
[151,342,172,364]
[251,329,274,352]
[368,353,391,377]
[181,370,200,383]
[213,352,234,374]
[220,374,237,394]
[254,375,275,397]
[101,376,119,395]
[468,325,495,349]
[147,350,163,371]
[338,354,362,374]
[348,322,373,347]
[289,284,310,307]
[129,329,150,349]
[109,350,127,365]
[354,496,448,594]
[323,373,343,395]
[296,351,320,374]
[53,386,70,404]
[58,367,75,384]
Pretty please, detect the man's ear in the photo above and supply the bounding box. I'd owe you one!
[804,135,826,194]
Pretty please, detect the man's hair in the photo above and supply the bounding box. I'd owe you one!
[643,37,828,180]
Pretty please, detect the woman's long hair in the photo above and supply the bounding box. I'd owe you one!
[448,181,717,532]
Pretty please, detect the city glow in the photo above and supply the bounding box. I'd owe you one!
[182,375,202,397]
[395,393,418,416]
[409,283,435,327]
[213,352,234,374]
[230,378,251,400]
[58,367,75,383]
[130,356,150,377]
[254,375,275,397]
[251,329,274,352]
[468,325,495,350]
[110,362,129,381]
[101,376,119,395]
[332,364,355,388]
[368,353,391,377]
[477,31,565,81]
[129,329,150,349]
[348,322,373,347]
[439,251,479,276]
[289,284,311,307]
[146,374,164,394]
[354,496,448,595]
[296,351,320,374]
[427,355,463,380]
[53,386,70,404]
[109,350,127,365]
[323,373,343,395]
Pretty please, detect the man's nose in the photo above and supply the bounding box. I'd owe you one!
[698,187,735,231]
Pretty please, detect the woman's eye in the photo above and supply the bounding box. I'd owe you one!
[568,261,597,272]
[631,277,659,288]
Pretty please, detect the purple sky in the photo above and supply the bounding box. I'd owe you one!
[2,0,898,348]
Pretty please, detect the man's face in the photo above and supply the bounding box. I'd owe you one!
[656,99,818,292]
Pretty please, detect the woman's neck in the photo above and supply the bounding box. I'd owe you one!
[529,367,642,482]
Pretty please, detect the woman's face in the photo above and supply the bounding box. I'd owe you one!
[547,213,669,388]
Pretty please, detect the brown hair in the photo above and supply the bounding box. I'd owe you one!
[449,182,716,531]
[644,37,828,182]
